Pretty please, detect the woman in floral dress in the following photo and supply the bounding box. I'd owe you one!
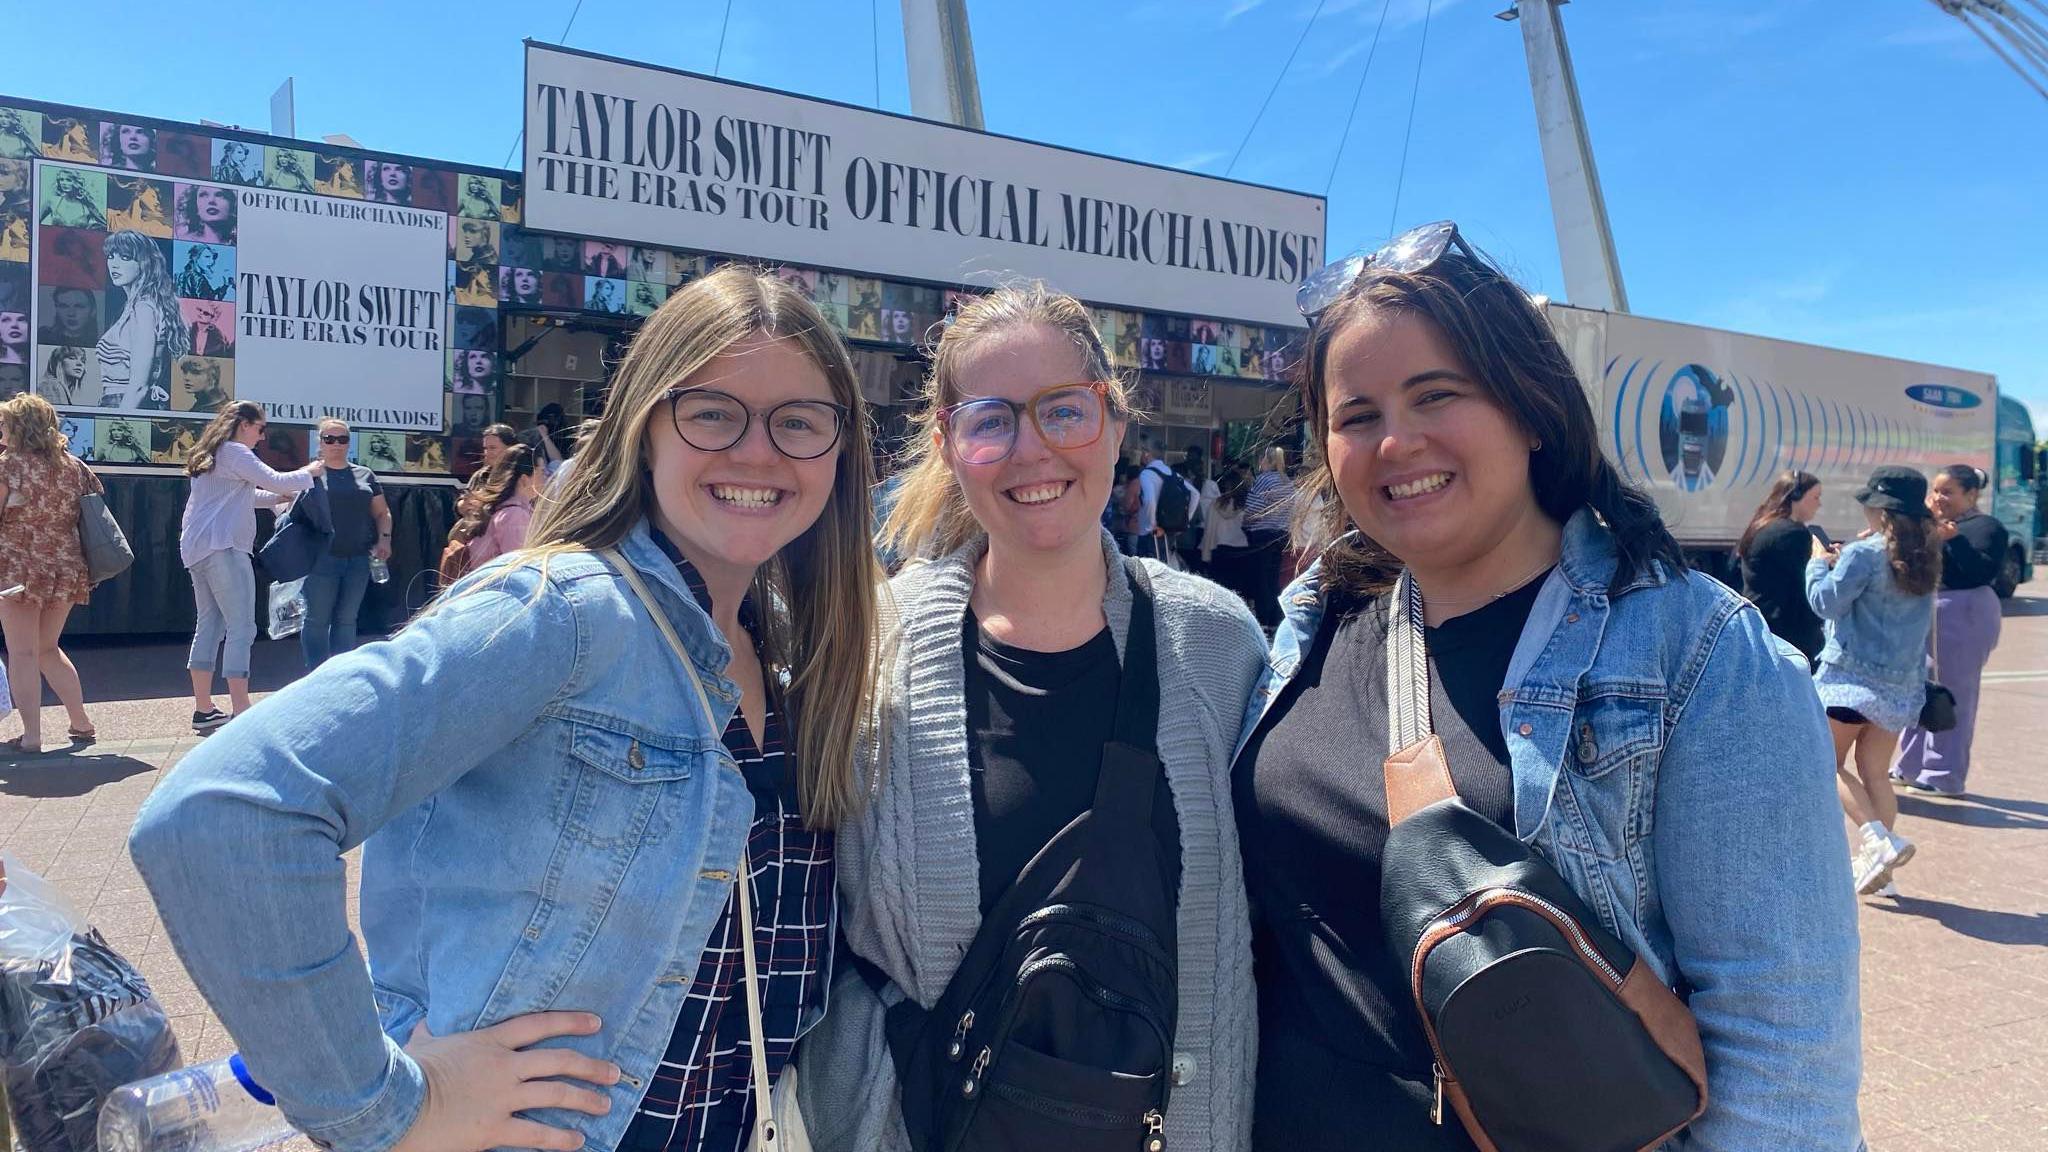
[0,394,98,754]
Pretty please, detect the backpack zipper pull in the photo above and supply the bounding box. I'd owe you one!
[947,1010,975,1062]
[961,1046,990,1099]
[1431,1063,1444,1125]
[1142,1109,1165,1152]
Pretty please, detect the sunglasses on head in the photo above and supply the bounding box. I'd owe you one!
[1295,220,1476,325]
[320,434,349,445]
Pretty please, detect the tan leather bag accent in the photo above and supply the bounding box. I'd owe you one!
[1384,735,1456,827]
[1619,956,1711,1138]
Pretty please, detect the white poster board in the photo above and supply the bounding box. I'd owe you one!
[523,43,1326,327]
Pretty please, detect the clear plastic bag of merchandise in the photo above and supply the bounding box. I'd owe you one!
[266,578,307,641]
[0,854,183,1152]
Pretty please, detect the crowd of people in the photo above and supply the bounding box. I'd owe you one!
[1734,461,2009,898]
[0,229,2022,1151]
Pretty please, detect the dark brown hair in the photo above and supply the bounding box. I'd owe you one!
[185,401,265,477]
[1294,243,1684,594]
[451,444,537,545]
[1737,470,1820,559]
[1877,509,1941,596]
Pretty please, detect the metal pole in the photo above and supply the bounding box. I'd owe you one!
[901,0,985,128]
[1507,0,1629,312]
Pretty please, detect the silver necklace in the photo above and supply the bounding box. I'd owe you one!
[1413,555,1557,617]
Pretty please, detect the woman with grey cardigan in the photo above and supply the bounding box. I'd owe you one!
[799,284,1265,1152]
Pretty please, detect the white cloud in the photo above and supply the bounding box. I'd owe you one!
[1224,0,1270,24]
[1170,149,1230,171]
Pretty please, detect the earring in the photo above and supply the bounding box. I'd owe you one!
[1530,439,1543,452]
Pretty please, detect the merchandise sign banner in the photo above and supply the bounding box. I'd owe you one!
[523,43,1326,327]
[29,158,447,431]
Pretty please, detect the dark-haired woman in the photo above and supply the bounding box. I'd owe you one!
[1894,465,2009,797]
[1234,223,1861,1148]
[449,444,540,575]
[1805,465,1939,898]
[1738,470,1828,665]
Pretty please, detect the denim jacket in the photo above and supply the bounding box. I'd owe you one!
[130,520,813,1152]
[1238,509,1864,1151]
[1805,535,1934,690]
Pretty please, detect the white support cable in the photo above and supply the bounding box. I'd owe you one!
[1978,0,2048,62]
[502,0,590,168]
[1962,7,2048,97]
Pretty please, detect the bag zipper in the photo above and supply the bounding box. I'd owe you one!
[946,903,1172,1065]
[1407,885,1627,1126]
[957,955,1172,1113]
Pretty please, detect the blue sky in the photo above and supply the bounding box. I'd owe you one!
[7,0,2042,427]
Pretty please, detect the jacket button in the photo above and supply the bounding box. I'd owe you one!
[1577,741,1598,763]
[628,741,646,771]
[1565,612,1580,624]
[1171,1053,1196,1085]
[1517,723,1533,737]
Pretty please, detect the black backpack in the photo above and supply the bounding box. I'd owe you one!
[1377,574,1707,1152]
[880,558,1178,1152]
[1150,463,1191,534]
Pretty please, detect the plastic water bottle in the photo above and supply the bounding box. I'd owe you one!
[96,1054,300,1152]
[369,556,391,584]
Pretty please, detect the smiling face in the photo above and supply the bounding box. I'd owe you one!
[1322,309,1549,577]
[644,333,842,592]
[1930,471,1976,520]
[943,323,1123,558]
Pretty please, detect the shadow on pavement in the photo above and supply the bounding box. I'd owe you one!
[0,753,156,798]
[0,633,386,706]
[1874,896,2048,946]
[1899,793,2048,830]
[2001,593,2048,619]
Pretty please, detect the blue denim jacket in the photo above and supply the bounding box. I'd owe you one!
[130,520,809,1152]
[1805,536,1934,691]
[1239,509,1864,1151]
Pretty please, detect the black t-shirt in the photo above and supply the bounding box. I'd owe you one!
[1233,575,1546,1149]
[1741,518,1825,662]
[320,465,383,557]
[1942,510,2010,591]
[964,615,1181,917]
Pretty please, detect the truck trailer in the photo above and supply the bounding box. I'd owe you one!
[1548,304,2037,595]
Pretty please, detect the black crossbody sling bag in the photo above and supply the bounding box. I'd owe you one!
[1377,571,1709,1152]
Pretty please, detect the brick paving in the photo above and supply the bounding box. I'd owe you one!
[5,590,2048,1150]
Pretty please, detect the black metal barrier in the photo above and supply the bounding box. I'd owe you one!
[65,474,458,638]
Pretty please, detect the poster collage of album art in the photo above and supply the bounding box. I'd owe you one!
[1,96,1302,478]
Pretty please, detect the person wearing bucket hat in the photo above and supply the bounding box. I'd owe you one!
[1805,464,1941,897]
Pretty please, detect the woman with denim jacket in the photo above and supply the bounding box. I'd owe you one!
[1804,465,1939,897]
[1233,224,1862,1150]
[129,267,883,1152]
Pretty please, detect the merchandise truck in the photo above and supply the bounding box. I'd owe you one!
[1547,304,2037,595]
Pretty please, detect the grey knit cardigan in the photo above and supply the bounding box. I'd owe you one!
[796,529,1267,1152]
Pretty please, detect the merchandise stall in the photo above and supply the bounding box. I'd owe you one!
[0,47,1322,634]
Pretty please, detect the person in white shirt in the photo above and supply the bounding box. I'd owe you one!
[179,402,322,730]
[1135,448,1197,564]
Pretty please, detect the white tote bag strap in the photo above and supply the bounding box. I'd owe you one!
[737,844,781,1150]
[1386,570,1434,754]
[598,547,715,728]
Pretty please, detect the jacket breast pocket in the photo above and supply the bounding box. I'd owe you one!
[1557,690,1666,857]
[562,719,702,851]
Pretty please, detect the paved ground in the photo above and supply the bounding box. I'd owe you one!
[4,589,2048,1150]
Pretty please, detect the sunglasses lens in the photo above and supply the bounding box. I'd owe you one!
[947,400,1015,465]
[1373,220,1457,275]
[1296,254,1365,319]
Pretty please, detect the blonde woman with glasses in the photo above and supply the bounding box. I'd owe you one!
[802,283,1265,1152]
[132,267,883,1152]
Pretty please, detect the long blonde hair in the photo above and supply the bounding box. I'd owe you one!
[883,282,1133,560]
[185,402,265,477]
[0,394,66,459]
[516,265,881,829]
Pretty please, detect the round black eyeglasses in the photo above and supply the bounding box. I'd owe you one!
[664,386,848,461]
